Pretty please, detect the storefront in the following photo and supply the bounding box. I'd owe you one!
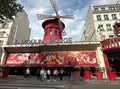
[1,42,104,76]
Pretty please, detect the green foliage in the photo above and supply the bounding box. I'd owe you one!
[0,0,23,23]
[108,67,114,72]
[74,65,80,71]
[95,66,102,72]
[83,66,90,71]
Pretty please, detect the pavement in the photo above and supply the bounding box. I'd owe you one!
[0,74,120,89]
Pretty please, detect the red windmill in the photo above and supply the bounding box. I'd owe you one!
[37,0,74,43]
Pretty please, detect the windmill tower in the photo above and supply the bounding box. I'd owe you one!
[37,0,74,43]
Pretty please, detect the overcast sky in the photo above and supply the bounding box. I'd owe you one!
[17,0,118,41]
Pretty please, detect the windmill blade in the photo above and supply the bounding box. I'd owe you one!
[60,15,74,19]
[37,14,56,20]
[50,0,59,17]
[57,18,64,33]
[58,19,67,36]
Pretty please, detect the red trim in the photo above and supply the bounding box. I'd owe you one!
[3,63,98,67]
[101,37,120,52]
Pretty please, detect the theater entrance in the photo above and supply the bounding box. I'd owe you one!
[107,52,120,76]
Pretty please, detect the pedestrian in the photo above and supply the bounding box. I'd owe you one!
[24,68,30,78]
[40,68,45,81]
[53,68,59,80]
[36,68,40,80]
[46,68,51,81]
[59,68,64,81]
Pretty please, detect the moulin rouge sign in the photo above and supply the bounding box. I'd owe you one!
[14,38,72,45]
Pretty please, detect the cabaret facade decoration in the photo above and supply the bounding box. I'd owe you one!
[6,51,98,67]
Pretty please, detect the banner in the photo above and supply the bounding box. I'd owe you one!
[6,51,98,66]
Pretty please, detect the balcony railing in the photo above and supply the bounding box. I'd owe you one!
[101,37,120,51]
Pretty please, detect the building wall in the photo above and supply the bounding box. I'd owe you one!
[82,2,120,41]
[0,10,30,65]
[14,11,30,42]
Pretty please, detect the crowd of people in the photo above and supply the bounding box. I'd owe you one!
[24,67,64,81]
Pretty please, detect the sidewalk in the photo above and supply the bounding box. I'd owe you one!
[0,75,120,89]
[0,74,120,84]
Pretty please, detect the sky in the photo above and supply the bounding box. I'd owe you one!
[17,0,118,41]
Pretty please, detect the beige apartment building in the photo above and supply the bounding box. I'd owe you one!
[82,0,120,41]
[0,10,30,65]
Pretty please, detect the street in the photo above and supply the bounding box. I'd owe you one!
[0,75,120,89]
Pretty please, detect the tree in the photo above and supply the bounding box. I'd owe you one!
[0,0,23,23]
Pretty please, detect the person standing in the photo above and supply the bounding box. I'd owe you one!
[53,68,59,80]
[40,68,45,81]
[59,68,64,81]
[46,68,51,81]
[36,68,40,80]
[24,68,30,78]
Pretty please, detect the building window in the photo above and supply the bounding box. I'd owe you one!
[98,25,104,31]
[112,14,117,20]
[45,31,48,36]
[2,23,8,28]
[96,15,101,21]
[109,7,115,10]
[116,6,120,10]
[104,15,109,20]
[55,30,57,35]
[95,8,98,12]
[101,35,105,40]
[106,24,112,30]
[49,30,53,35]
[101,7,105,11]
[0,32,4,37]
[109,35,113,38]
[0,24,2,28]
[0,40,3,46]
